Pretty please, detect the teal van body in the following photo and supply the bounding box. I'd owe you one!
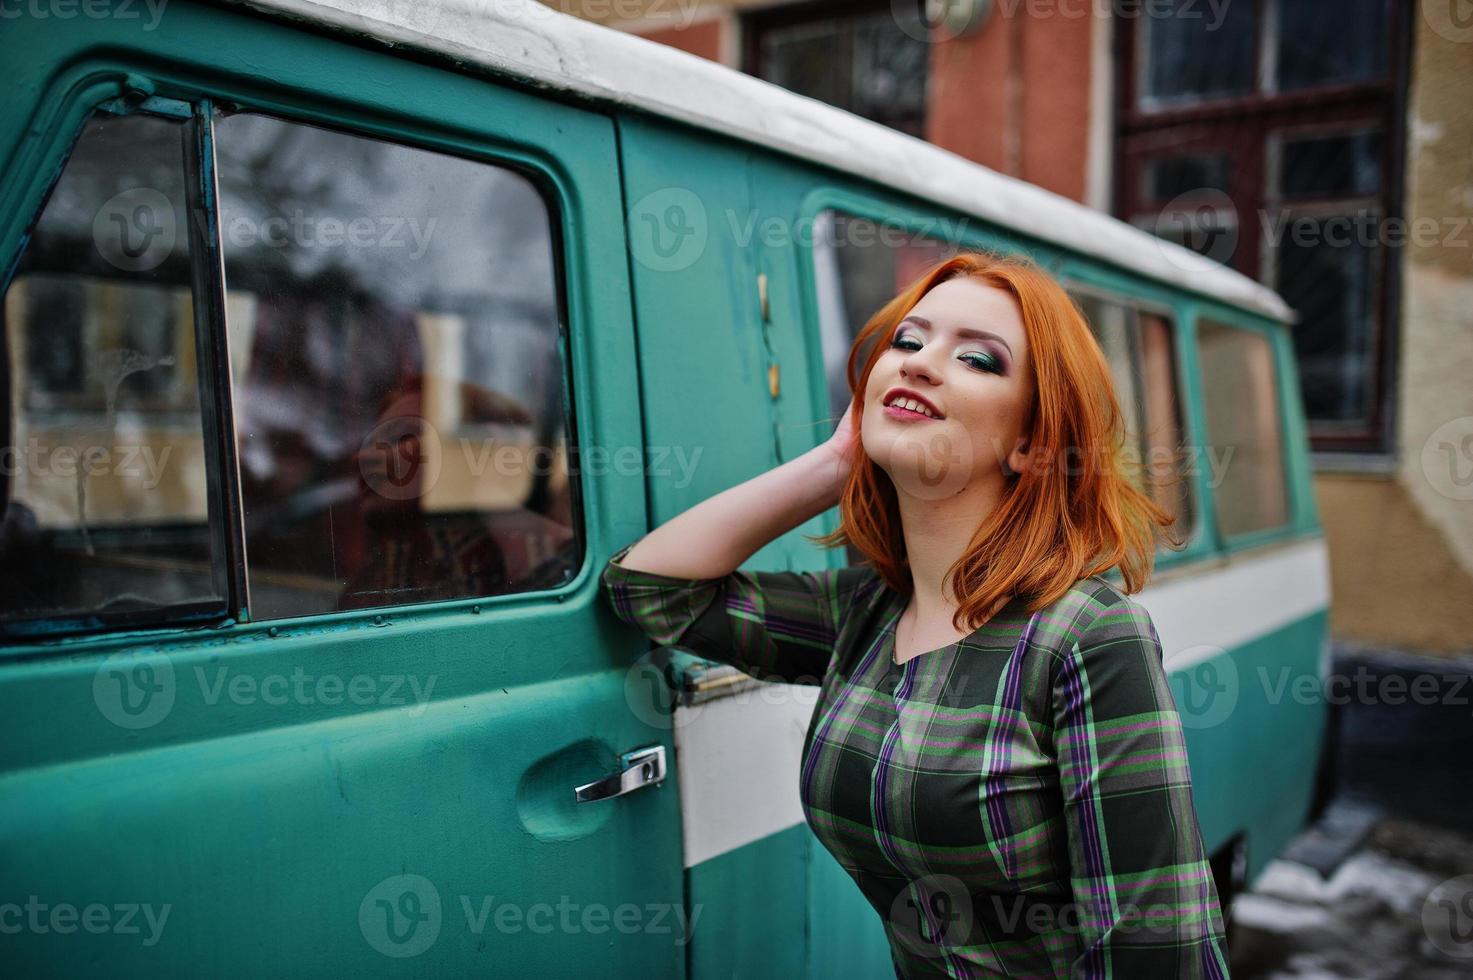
[0,1,1329,976]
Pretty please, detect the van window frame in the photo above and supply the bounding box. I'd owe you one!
[1188,304,1311,554]
[0,65,600,646]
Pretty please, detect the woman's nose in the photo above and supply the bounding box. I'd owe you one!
[900,346,943,385]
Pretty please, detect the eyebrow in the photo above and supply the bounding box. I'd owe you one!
[897,315,1015,360]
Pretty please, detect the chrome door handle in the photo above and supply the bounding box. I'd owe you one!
[574,745,667,803]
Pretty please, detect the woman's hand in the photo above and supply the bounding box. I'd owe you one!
[816,392,860,494]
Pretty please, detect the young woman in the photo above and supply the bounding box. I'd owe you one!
[601,252,1231,978]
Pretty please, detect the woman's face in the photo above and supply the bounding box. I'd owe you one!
[861,276,1034,499]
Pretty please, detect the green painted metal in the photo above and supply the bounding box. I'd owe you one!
[0,3,684,975]
[1,1,1331,976]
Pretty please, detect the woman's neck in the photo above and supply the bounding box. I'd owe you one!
[895,475,1007,618]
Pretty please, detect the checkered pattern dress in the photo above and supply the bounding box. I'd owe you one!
[602,540,1231,979]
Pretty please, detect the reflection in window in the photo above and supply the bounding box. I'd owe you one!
[214,112,579,620]
[1071,294,1194,544]
[1,111,223,627]
[1197,320,1289,539]
[1142,153,1231,203]
[1275,210,1379,423]
[1280,131,1382,201]
[1140,0,1254,105]
[1275,0,1387,92]
[751,5,929,139]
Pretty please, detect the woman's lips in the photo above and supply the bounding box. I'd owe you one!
[882,403,943,422]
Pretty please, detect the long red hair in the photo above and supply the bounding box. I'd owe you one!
[808,251,1184,630]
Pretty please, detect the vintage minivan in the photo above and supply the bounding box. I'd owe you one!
[0,0,1331,975]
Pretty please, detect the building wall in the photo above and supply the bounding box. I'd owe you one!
[1313,11,1473,657]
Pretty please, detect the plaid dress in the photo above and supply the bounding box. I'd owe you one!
[602,541,1231,979]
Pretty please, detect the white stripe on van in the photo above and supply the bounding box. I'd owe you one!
[675,536,1329,868]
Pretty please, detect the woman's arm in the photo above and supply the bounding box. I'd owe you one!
[601,397,863,685]
[615,411,853,579]
[1050,596,1232,978]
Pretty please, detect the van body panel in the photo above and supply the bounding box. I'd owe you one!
[1,6,685,976]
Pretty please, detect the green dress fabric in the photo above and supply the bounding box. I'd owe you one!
[602,539,1231,979]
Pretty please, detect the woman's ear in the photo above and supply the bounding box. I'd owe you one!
[1004,437,1030,478]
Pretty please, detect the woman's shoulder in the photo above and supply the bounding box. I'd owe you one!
[1026,572,1157,662]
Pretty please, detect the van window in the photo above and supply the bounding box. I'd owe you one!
[0,111,225,627]
[1197,318,1290,538]
[213,112,579,619]
[809,208,959,421]
[1071,293,1195,540]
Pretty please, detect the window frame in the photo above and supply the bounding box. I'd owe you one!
[0,70,595,642]
[1061,279,1200,553]
[0,95,239,639]
[1114,0,1413,457]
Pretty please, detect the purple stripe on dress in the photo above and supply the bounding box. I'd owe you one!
[985,610,1040,879]
[1059,646,1110,976]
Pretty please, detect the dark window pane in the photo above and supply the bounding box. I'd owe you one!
[1274,210,1379,423]
[1144,153,1231,202]
[1198,320,1290,537]
[214,112,579,620]
[1281,130,1382,200]
[1142,0,1255,104]
[1277,0,1388,91]
[757,8,928,138]
[1,111,224,626]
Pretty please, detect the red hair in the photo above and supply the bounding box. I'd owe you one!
[808,251,1185,630]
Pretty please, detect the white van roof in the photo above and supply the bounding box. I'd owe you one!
[225,0,1292,322]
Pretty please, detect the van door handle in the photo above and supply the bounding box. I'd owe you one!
[574,745,667,803]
